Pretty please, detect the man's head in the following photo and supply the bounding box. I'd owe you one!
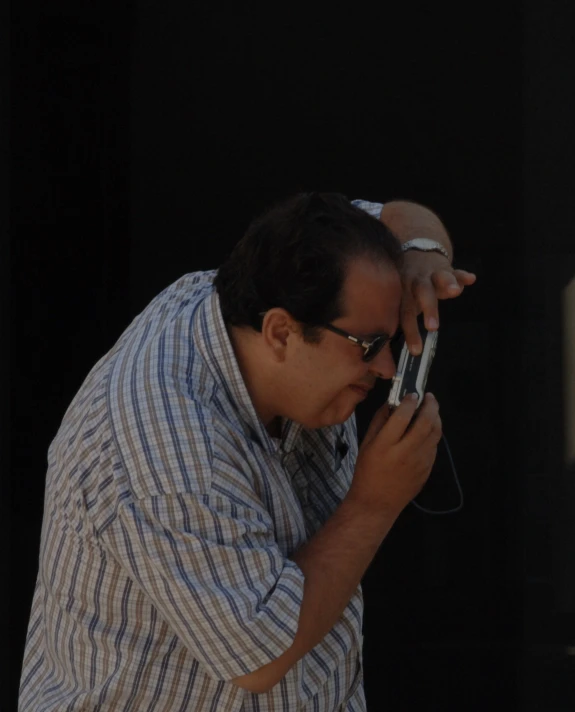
[214,192,404,434]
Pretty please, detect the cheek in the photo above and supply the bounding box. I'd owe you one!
[292,358,365,427]
[294,343,365,397]
[322,366,368,407]
[318,362,361,394]
[314,386,363,428]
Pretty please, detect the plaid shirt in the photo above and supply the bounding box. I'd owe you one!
[19,200,384,712]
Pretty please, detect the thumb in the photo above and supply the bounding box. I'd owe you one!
[361,402,393,449]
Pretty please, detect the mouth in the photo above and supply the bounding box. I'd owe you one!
[349,385,370,398]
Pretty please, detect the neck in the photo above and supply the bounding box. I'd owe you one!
[227,324,280,434]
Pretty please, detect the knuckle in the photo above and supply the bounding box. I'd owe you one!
[412,276,433,295]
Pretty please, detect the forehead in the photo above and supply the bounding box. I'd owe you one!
[338,257,402,335]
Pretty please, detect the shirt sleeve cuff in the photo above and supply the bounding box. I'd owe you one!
[350,198,385,219]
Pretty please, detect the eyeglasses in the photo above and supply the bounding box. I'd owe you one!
[258,312,400,362]
[323,323,400,362]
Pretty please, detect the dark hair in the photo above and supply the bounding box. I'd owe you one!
[214,192,404,344]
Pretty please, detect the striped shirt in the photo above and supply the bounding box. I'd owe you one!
[19,200,384,712]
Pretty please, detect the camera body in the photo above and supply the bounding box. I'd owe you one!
[388,318,438,410]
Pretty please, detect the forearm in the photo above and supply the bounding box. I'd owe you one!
[232,495,398,693]
[380,200,454,261]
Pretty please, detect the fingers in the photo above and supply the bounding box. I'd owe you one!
[403,267,478,356]
[431,269,463,297]
[377,393,420,447]
[362,401,392,449]
[455,269,477,286]
[431,268,476,298]
[400,292,424,356]
[401,393,442,448]
[410,275,439,331]
[401,273,441,356]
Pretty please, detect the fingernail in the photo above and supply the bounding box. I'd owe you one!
[410,344,422,355]
[449,284,461,292]
[410,393,418,401]
[427,392,435,400]
[427,317,439,329]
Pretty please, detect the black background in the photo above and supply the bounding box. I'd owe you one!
[6,1,575,710]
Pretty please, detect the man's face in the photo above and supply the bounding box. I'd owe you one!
[275,257,402,430]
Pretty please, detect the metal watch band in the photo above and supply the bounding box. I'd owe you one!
[401,239,450,261]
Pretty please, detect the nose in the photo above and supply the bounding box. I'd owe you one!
[367,343,396,380]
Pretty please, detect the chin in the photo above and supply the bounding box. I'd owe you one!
[291,393,358,430]
[313,405,357,430]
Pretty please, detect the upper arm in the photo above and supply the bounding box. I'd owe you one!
[102,490,306,683]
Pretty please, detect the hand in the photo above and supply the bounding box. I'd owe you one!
[349,392,442,517]
[400,251,477,355]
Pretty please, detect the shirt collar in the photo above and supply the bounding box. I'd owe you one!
[193,289,305,456]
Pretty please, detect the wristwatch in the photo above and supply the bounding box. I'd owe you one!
[402,238,450,261]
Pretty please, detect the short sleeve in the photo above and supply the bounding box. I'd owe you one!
[103,489,306,681]
[351,198,385,219]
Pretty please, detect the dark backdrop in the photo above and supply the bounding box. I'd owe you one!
[8,1,575,710]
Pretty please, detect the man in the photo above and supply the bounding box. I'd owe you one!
[19,193,476,711]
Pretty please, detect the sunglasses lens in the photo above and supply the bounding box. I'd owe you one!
[363,338,385,362]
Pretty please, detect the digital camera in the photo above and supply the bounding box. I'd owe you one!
[388,316,437,410]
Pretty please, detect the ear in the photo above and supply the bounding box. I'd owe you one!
[260,308,299,360]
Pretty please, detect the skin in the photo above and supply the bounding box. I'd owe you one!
[227,256,402,437]
[379,200,477,354]
[399,251,477,354]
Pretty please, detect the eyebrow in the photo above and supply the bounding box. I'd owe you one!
[362,328,400,341]
[362,331,391,340]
